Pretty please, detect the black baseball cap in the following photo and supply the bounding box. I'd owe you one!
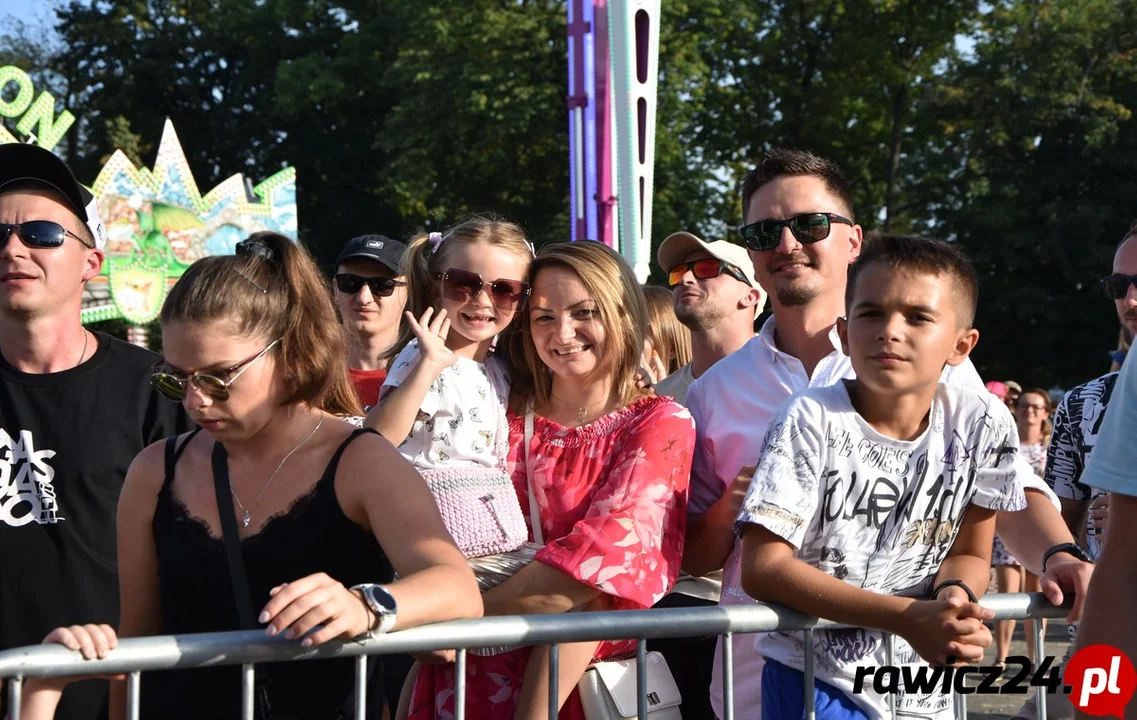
[0,143,106,249]
[335,234,406,275]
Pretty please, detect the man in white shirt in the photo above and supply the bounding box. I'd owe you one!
[683,148,1095,718]
[654,232,767,405]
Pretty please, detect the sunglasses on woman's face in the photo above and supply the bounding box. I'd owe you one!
[151,339,280,402]
[1100,273,1137,300]
[436,268,531,311]
[0,220,93,250]
[667,258,752,288]
[335,273,405,297]
[738,212,854,252]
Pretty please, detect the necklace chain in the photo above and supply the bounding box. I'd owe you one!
[549,392,604,426]
[231,414,325,528]
[76,330,89,368]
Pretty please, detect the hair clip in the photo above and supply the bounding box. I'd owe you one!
[525,240,535,256]
[236,238,275,263]
[429,231,445,255]
[234,268,267,294]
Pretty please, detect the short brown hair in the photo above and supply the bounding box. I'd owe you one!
[160,231,363,416]
[740,148,855,222]
[846,232,979,328]
[508,240,650,411]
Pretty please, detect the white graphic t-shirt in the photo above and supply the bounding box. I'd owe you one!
[735,381,1026,720]
[382,340,511,470]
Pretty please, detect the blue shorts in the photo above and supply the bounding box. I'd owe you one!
[761,658,870,720]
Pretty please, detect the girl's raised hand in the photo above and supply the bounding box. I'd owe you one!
[407,308,457,371]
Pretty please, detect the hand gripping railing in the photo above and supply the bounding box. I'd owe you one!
[0,592,1070,720]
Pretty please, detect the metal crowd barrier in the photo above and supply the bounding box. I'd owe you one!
[0,592,1069,720]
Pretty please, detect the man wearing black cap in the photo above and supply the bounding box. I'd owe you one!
[0,143,190,720]
[333,234,408,410]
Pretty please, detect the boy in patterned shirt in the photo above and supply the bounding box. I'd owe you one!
[736,234,1026,719]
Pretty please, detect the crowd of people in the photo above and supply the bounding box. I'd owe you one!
[1,142,1129,720]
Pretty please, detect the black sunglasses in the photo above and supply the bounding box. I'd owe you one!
[1100,273,1137,300]
[151,340,280,402]
[335,273,406,298]
[0,221,93,250]
[436,268,531,311]
[667,259,751,288]
[738,212,854,252]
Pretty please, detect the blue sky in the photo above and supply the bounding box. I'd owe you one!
[1,0,61,30]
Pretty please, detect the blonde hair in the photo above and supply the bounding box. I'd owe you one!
[161,232,363,416]
[642,285,692,373]
[508,240,650,411]
[380,215,532,366]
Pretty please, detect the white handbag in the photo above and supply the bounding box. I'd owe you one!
[577,651,683,720]
[524,410,683,719]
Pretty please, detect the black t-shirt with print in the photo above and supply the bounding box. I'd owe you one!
[0,332,191,720]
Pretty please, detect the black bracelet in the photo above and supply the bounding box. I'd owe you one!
[1041,542,1092,573]
[931,580,978,603]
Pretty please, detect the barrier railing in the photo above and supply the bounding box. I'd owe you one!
[0,592,1069,720]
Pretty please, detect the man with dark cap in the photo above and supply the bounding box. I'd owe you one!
[0,143,190,720]
[333,234,408,410]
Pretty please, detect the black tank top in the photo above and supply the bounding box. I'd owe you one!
[145,428,394,719]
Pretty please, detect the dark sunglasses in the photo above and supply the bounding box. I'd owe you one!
[437,268,531,311]
[667,258,752,288]
[151,339,280,402]
[1100,273,1137,300]
[738,212,854,252]
[335,273,406,297]
[0,221,93,250]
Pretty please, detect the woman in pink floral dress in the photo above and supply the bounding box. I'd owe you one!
[407,241,695,719]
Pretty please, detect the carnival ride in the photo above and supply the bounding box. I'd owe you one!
[568,0,659,282]
[0,0,659,347]
[83,120,297,335]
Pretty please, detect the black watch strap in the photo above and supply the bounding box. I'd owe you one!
[1042,542,1092,572]
[931,579,978,603]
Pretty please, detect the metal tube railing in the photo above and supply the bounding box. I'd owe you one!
[0,593,1070,720]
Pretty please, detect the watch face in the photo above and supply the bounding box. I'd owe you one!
[368,584,397,613]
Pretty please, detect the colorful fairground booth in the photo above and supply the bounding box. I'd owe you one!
[0,64,298,348]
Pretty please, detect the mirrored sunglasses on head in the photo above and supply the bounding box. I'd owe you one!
[0,220,93,249]
[1100,273,1137,300]
[666,258,751,288]
[335,273,406,297]
[437,268,531,310]
[738,212,853,252]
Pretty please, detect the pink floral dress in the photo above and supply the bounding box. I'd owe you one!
[408,395,695,719]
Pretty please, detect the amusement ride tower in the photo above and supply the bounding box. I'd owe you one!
[567,0,659,282]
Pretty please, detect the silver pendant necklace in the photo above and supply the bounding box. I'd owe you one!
[231,414,324,528]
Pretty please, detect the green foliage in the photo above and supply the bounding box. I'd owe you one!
[0,0,1133,386]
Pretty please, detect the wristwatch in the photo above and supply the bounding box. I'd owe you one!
[350,583,398,634]
[1041,542,1092,572]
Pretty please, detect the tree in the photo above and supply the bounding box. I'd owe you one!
[914,0,1137,385]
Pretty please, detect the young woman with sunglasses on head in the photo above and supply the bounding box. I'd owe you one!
[112,232,481,720]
